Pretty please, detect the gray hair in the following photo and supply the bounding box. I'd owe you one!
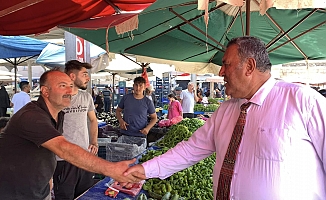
[227,36,271,72]
[188,82,194,86]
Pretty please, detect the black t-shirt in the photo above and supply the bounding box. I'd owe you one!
[0,96,63,200]
[94,95,104,112]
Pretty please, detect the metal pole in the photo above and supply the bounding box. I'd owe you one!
[111,73,116,112]
[246,0,250,35]
[14,58,17,93]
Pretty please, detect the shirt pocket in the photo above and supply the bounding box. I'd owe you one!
[255,127,290,161]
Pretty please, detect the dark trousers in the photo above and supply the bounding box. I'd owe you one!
[183,113,194,118]
[53,161,94,200]
[104,98,111,113]
[0,107,8,117]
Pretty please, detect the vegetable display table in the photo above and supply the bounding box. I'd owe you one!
[78,177,147,200]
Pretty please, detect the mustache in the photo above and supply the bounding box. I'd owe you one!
[63,94,72,99]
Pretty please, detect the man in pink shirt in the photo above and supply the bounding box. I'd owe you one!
[124,36,326,199]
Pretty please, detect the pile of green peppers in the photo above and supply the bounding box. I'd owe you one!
[140,118,215,200]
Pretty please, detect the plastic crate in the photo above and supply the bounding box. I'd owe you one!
[106,135,146,162]
[98,121,107,128]
[98,138,112,146]
[98,138,112,160]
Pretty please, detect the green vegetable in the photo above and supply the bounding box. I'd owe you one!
[162,192,171,200]
[136,193,148,200]
[140,118,214,199]
[171,194,179,200]
[123,198,131,200]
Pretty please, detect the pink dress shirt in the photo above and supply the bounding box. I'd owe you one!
[167,100,182,120]
[143,78,326,200]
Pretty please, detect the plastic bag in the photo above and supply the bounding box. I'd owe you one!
[111,180,145,197]
[105,187,119,198]
[158,119,171,127]
[170,116,183,125]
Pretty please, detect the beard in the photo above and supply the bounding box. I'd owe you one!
[75,79,87,90]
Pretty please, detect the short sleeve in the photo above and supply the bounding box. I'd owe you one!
[86,93,95,112]
[147,99,155,114]
[180,91,184,100]
[118,95,126,109]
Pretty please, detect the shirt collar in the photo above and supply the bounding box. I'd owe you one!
[247,77,276,106]
[36,95,65,121]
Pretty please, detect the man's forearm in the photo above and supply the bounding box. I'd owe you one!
[146,117,157,130]
[116,110,123,122]
[194,93,199,102]
[43,136,140,183]
[89,120,98,145]
[46,137,112,175]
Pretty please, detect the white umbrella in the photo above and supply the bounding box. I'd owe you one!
[0,70,22,76]
[0,76,21,82]
[206,76,224,83]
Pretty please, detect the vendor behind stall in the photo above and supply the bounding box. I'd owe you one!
[116,77,157,138]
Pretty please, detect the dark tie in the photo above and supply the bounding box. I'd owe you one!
[216,102,252,200]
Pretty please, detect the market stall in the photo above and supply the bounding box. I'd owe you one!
[88,118,209,199]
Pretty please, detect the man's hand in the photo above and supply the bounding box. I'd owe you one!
[119,120,129,130]
[109,159,146,183]
[118,164,147,187]
[88,144,98,155]
[140,127,150,135]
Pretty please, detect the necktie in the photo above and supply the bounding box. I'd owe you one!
[216,102,252,200]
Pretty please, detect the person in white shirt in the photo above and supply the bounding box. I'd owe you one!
[180,82,198,118]
[11,81,31,114]
[124,36,326,200]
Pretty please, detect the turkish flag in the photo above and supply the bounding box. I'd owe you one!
[142,68,150,88]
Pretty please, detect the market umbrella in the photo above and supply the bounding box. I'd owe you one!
[62,0,326,68]
[0,0,155,36]
[0,36,49,92]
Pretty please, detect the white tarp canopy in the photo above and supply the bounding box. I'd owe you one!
[92,53,174,78]
[92,53,142,73]
[135,55,221,75]
[206,76,224,83]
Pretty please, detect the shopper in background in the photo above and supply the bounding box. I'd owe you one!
[102,85,112,112]
[145,85,157,107]
[0,82,10,117]
[116,77,157,138]
[53,60,99,200]
[94,91,104,113]
[11,81,31,114]
[172,87,182,101]
[114,85,120,106]
[124,36,326,199]
[196,83,203,103]
[180,82,198,118]
[167,93,182,120]
[0,70,140,200]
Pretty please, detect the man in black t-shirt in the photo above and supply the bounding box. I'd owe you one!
[0,70,143,200]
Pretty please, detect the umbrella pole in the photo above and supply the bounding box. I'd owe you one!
[246,0,251,35]
[14,58,17,93]
[112,73,116,113]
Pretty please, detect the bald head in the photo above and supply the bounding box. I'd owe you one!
[40,70,69,94]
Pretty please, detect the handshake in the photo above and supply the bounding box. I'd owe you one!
[110,158,147,188]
